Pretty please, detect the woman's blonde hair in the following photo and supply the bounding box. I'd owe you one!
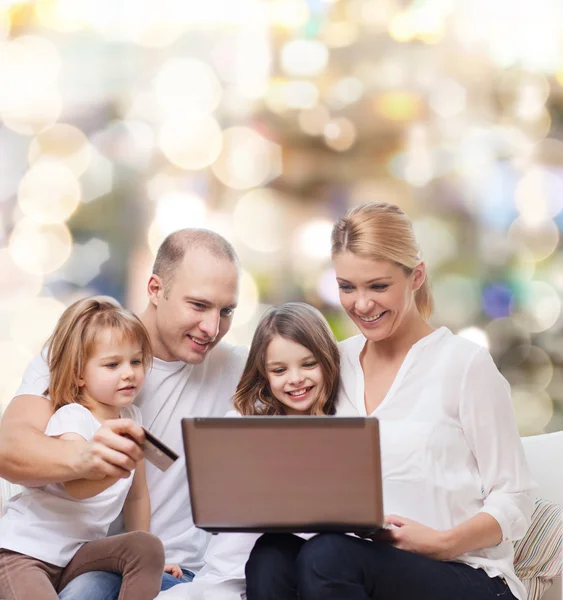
[331,202,433,320]
[45,296,152,410]
[233,303,340,416]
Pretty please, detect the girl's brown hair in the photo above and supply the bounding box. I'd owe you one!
[45,296,152,410]
[331,202,433,320]
[233,302,340,416]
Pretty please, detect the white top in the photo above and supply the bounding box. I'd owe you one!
[337,327,536,600]
[13,341,248,571]
[0,403,140,567]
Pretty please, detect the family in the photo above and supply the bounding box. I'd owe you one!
[0,201,536,600]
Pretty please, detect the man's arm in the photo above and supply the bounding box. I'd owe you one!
[0,394,145,486]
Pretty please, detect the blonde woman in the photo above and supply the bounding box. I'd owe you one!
[0,297,168,600]
[246,203,536,600]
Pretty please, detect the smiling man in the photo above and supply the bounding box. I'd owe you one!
[0,229,249,600]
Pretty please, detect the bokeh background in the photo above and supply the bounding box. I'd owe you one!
[1,0,563,436]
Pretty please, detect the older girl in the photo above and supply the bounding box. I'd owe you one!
[160,303,340,600]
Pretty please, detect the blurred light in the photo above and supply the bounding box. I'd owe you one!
[412,217,457,269]
[18,160,81,224]
[146,169,180,202]
[269,0,309,29]
[0,36,62,135]
[298,105,331,136]
[233,24,271,101]
[388,11,416,42]
[500,345,553,391]
[148,192,207,254]
[457,327,489,349]
[60,238,110,286]
[9,219,72,274]
[328,77,364,108]
[485,317,531,359]
[321,21,359,48]
[232,269,259,327]
[282,81,319,110]
[91,120,155,170]
[81,148,114,203]
[159,114,223,170]
[515,78,549,122]
[539,251,563,293]
[29,124,92,177]
[316,268,340,306]
[324,118,357,152]
[373,92,422,121]
[388,6,445,44]
[0,341,33,415]
[0,126,29,204]
[360,0,392,28]
[212,127,282,190]
[280,39,329,77]
[9,296,67,356]
[433,275,481,327]
[392,125,434,187]
[514,166,563,226]
[508,217,559,262]
[514,280,561,333]
[429,79,466,118]
[0,8,10,40]
[2,88,62,136]
[512,387,553,436]
[0,249,42,310]
[233,189,286,253]
[35,0,85,32]
[297,220,333,260]
[481,283,513,319]
[154,58,222,117]
[85,0,185,46]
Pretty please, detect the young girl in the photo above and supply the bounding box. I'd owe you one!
[0,296,168,600]
[158,302,340,600]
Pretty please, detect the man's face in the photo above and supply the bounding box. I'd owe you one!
[151,248,239,364]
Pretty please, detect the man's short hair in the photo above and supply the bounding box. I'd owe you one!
[153,229,239,295]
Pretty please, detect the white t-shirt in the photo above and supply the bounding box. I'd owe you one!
[0,403,140,567]
[13,341,248,571]
[337,327,536,600]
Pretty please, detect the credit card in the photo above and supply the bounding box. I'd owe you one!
[142,427,179,472]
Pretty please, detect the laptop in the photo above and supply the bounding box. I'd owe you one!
[181,416,383,533]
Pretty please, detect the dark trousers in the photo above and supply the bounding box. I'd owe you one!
[245,533,516,600]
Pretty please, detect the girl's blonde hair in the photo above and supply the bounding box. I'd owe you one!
[233,303,340,416]
[331,202,433,320]
[45,296,152,410]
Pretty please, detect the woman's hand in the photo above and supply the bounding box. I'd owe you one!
[373,515,455,561]
[164,563,183,579]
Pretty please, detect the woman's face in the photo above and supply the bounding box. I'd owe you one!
[265,335,324,415]
[333,251,425,342]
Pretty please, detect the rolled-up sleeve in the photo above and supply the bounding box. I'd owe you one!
[459,347,536,542]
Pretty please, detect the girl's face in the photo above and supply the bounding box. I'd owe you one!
[333,251,425,343]
[79,328,146,418]
[265,335,324,415]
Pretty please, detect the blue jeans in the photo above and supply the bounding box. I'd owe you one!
[245,533,516,600]
[58,568,195,599]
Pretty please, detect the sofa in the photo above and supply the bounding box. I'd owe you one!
[1,431,561,600]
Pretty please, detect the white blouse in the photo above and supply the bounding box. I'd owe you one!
[336,326,536,600]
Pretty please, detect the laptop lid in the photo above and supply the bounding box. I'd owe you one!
[182,416,383,533]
